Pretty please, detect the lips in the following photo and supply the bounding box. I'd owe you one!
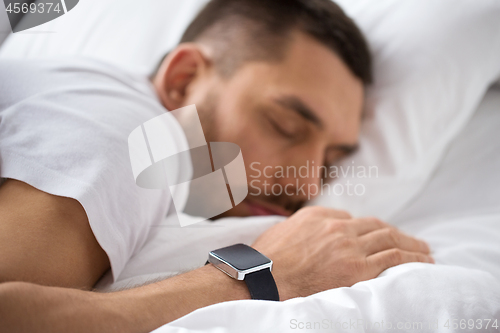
[244,199,291,217]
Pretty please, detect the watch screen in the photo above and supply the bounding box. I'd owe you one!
[210,243,271,270]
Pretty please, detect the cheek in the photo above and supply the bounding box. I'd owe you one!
[239,130,282,167]
[215,113,270,160]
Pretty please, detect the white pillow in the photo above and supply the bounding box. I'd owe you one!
[0,0,210,74]
[312,0,500,219]
[2,0,500,220]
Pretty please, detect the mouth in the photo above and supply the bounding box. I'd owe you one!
[244,198,292,217]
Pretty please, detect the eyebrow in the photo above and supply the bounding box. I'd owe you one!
[273,95,324,129]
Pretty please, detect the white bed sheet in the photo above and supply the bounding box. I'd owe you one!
[94,85,500,332]
[2,0,499,330]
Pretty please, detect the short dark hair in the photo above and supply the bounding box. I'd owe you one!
[180,0,372,84]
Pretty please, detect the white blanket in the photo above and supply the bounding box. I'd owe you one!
[161,263,500,333]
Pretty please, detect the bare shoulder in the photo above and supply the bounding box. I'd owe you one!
[0,179,109,289]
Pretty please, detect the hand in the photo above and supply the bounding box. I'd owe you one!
[252,206,433,301]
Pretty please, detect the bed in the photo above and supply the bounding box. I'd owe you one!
[1,0,499,332]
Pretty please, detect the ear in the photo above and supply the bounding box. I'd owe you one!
[153,44,210,111]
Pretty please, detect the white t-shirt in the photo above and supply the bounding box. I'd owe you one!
[0,58,188,280]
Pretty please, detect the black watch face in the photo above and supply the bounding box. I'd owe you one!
[210,244,271,270]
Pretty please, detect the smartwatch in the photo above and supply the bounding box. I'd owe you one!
[207,243,280,301]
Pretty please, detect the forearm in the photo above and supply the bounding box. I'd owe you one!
[115,264,251,329]
[0,265,251,333]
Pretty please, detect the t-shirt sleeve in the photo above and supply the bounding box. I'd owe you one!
[0,59,186,280]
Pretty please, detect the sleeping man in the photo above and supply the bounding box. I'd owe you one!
[0,0,433,332]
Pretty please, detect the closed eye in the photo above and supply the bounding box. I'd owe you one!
[268,117,296,139]
[324,144,358,168]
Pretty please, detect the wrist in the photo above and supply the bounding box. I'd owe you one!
[201,264,252,301]
[109,264,252,328]
[263,261,294,301]
[253,249,298,301]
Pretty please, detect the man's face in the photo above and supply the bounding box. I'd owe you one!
[170,32,364,218]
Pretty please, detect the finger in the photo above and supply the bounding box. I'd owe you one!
[348,217,390,236]
[360,227,430,255]
[367,248,434,275]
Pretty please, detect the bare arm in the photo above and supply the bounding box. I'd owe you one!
[0,179,109,288]
[0,178,248,332]
[0,264,250,333]
[0,202,433,333]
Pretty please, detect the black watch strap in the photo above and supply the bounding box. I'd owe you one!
[244,268,280,301]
